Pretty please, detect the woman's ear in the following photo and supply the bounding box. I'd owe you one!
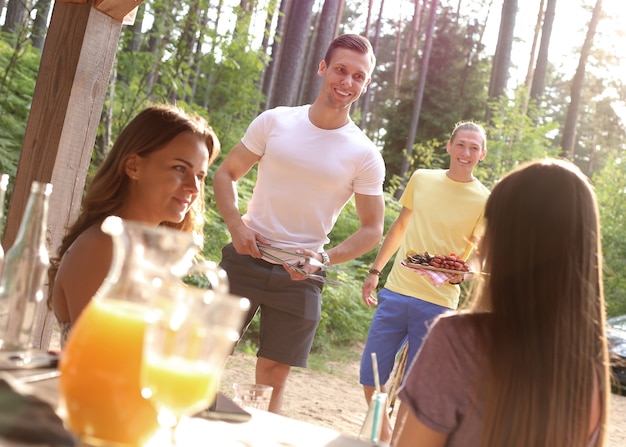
[125,154,141,181]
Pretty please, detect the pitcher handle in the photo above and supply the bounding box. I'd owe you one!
[188,261,230,294]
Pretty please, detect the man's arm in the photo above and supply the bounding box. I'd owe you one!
[361,206,412,306]
[212,141,264,257]
[369,206,411,270]
[324,192,385,265]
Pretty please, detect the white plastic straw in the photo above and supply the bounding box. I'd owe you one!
[371,352,381,394]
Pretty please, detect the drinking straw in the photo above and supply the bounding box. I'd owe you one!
[371,393,382,442]
[371,352,382,443]
[371,352,381,393]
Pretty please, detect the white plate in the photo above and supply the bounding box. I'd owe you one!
[0,350,59,370]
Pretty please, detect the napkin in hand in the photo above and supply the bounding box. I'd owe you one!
[0,373,76,446]
[409,267,454,287]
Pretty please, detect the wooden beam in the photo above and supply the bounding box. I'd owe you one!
[4,0,122,349]
[95,0,144,21]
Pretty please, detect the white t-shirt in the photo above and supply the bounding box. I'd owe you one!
[241,105,385,252]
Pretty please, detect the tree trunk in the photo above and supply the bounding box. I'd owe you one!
[201,0,225,108]
[189,6,210,101]
[363,0,374,39]
[301,0,344,105]
[31,0,52,50]
[397,0,438,193]
[523,0,545,98]
[358,0,383,128]
[233,0,256,43]
[270,0,315,107]
[3,0,31,35]
[95,63,117,162]
[262,0,291,109]
[145,0,177,99]
[392,14,402,99]
[124,1,146,52]
[530,0,556,102]
[562,0,603,159]
[485,0,517,122]
[395,0,421,98]
[259,0,279,60]
[169,0,206,102]
[257,0,280,92]
[459,0,494,99]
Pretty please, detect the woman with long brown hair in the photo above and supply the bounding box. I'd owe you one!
[393,158,609,447]
[48,104,220,346]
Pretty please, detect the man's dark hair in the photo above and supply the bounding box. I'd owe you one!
[324,34,376,72]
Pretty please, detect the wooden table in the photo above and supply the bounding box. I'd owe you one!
[2,368,373,447]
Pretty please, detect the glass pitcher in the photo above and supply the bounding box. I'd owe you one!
[59,216,231,446]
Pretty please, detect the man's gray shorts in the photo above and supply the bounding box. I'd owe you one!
[220,243,324,367]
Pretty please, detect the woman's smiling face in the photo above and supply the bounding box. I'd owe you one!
[446,129,486,172]
[125,131,210,226]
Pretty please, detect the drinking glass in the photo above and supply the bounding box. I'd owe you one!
[141,286,249,445]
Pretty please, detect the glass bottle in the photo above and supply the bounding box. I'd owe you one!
[59,216,231,447]
[0,180,52,352]
[358,390,388,445]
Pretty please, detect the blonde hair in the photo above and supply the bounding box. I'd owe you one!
[470,158,608,446]
[450,120,487,151]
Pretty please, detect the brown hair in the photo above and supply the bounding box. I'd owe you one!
[471,159,608,446]
[47,104,220,308]
[324,34,376,73]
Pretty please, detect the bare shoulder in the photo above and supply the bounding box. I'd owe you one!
[56,223,113,322]
[57,223,113,279]
[65,223,112,255]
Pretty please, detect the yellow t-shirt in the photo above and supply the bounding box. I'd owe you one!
[385,169,490,309]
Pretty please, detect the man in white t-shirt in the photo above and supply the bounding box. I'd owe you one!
[213,34,385,414]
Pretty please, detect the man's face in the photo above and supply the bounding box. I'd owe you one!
[318,48,372,110]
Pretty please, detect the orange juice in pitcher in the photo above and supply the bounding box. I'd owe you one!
[60,298,157,445]
[58,216,227,446]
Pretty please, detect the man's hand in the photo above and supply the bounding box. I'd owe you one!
[230,222,268,258]
[283,248,321,281]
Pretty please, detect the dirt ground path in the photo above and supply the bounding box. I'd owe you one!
[220,351,626,445]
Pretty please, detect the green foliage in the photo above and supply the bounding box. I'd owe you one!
[379,5,491,183]
[197,45,267,151]
[313,273,374,352]
[1,0,626,356]
[479,89,561,188]
[384,139,450,200]
[593,156,626,316]
[0,38,39,177]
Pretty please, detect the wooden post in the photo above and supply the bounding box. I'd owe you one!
[2,0,143,349]
[94,0,142,20]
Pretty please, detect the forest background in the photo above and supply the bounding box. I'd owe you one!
[0,0,625,358]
